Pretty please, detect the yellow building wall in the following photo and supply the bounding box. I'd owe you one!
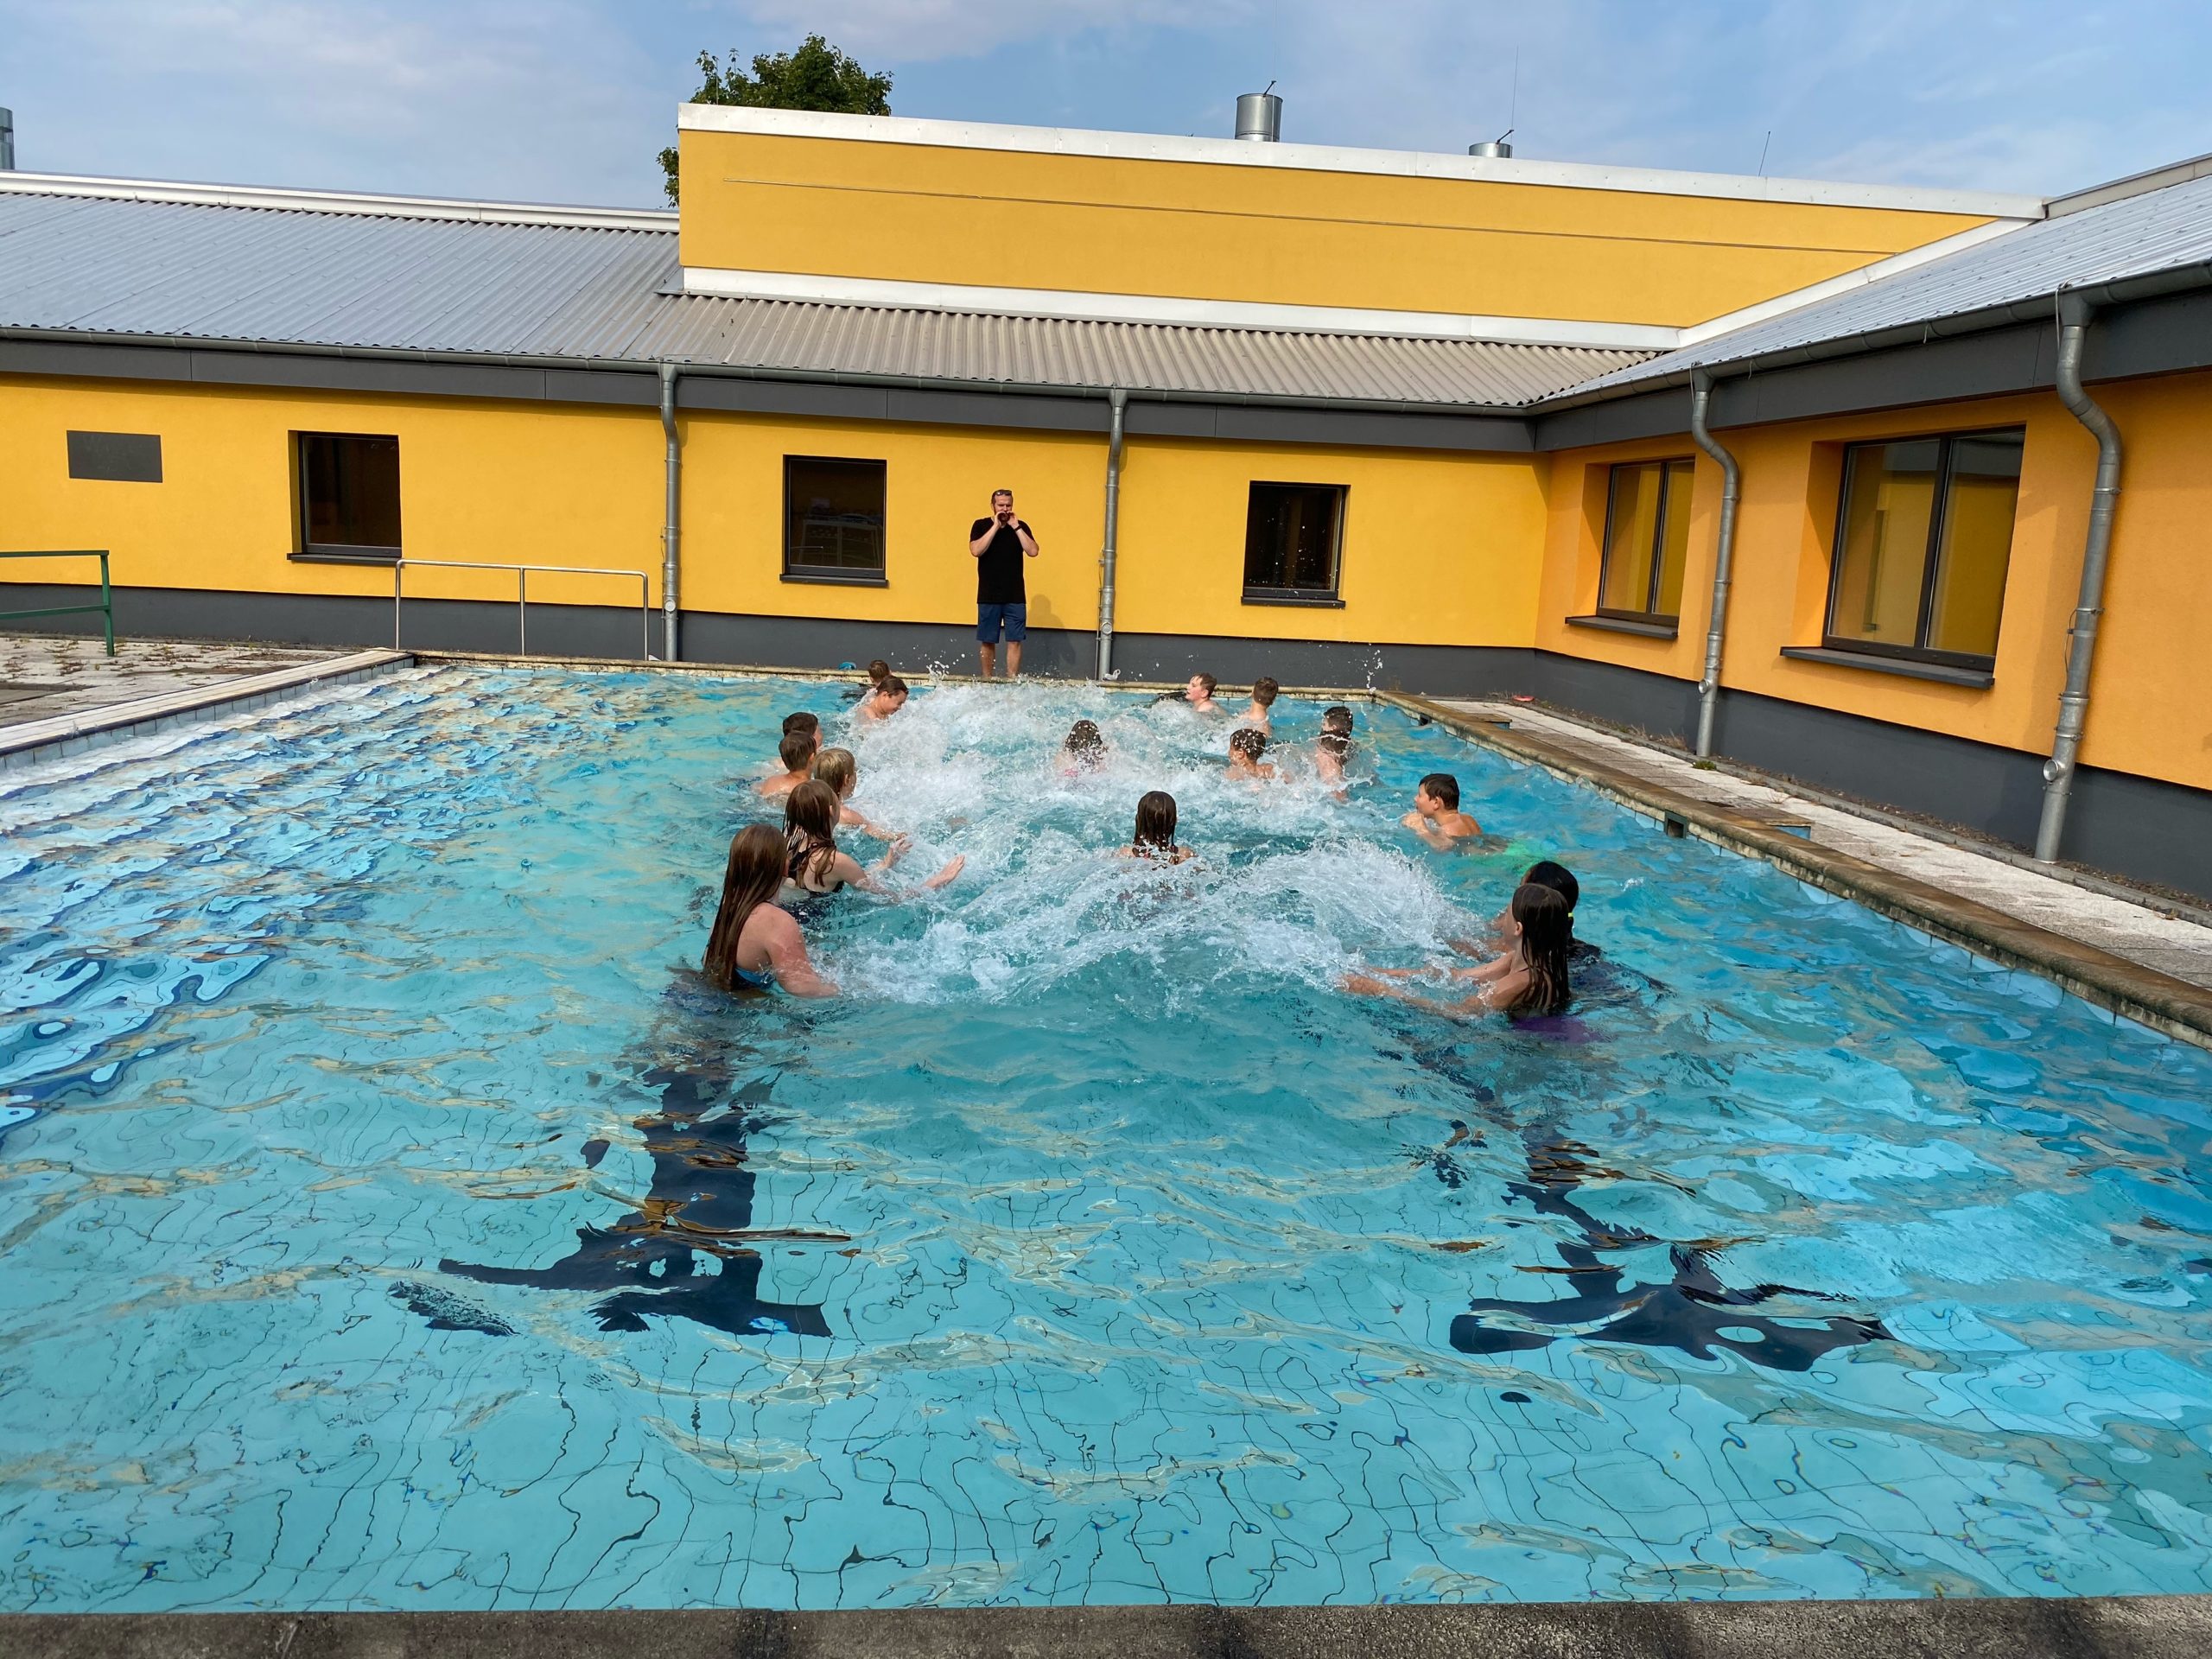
[677,128,1995,328]
[1536,377,2212,792]
[0,377,665,613]
[1113,437,1546,647]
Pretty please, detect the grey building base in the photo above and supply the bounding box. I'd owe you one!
[3,1592,2209,1659]
[7,582,2207,898]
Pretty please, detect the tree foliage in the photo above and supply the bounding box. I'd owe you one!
[660,35,893,204]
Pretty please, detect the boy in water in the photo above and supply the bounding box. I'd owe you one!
[856,674,909,721]
[755,728,818,798]
[845,658,892,702]
[1465,860,1600,962]
[1402,772,1482,847]
[1182,672,1224,715]
[1230,676,1280,732]
[1225,728,1277,781]
[1314,705,1356,787]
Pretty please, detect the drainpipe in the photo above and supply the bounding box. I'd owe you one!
[658,363,682,663]
[1096,386,1128,681]
[1688,366,1742,758]
[2035,293,2123,863]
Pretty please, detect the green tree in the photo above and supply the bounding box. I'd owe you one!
[660,35,893,204]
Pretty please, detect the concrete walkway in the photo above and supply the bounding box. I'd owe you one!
[0,633,341,729]
[1436,697,2212,995]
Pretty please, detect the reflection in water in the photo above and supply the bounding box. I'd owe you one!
[441,1028,831,1340]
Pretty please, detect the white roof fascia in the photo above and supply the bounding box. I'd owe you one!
[0,170,677,232]
[676,265,1685,351]
[678,105,2049,221]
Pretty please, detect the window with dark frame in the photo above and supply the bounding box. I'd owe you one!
[1597,457,1694,621]
[783,455,887,582]
[296,432,401,558]
[1825,428,2023,668]
[1242,481,1346,602]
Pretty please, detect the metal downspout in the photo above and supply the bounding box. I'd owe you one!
[2036,293,2123,862]
[1688,367,1743,758]
[1096,387,1127,680]
[658,364,681,662]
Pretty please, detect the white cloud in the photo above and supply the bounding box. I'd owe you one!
[719,0,1252,63]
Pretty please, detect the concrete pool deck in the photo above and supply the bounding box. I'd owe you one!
[6,1592,2211,1657]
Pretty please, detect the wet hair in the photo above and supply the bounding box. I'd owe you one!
[1132,790,1179,855]
[1419,772,1460,810]
[1522,859,1579,913]
[1229,728,1268,762]
[783,711,819,739]
[877,675,909,700]
[867,659,891,685]
[813,747,857,797]
[1322,705,1353,734]
[778,730,816,772]
[1317,732,1351,761]
[1064,719,1105,766]
[1190,671,1217,696]
[702,824,787,990]
[1250,677,1279,707]
[784,780,842,888]
[1503,883,1573,1018]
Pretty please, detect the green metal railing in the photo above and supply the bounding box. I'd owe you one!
[0,550,115,655]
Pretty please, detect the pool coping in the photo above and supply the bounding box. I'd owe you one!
[3,1592,2209,1657]
[1382,690,2212,1050]
[0,648,410,770]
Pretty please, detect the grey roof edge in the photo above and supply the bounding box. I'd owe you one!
[2049,150,2212,219]
[0,324,1582,417]
[0,170,676,232]
[1530,257,2212,412]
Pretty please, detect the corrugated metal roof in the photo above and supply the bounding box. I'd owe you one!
[0,188,1645,408]
[1573,170,2212,394]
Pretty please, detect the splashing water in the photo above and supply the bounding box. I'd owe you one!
[3,664,2211,1613]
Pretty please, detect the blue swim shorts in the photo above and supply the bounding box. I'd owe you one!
[977,602,1027,644]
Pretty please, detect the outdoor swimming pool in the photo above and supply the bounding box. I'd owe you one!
[3,664,2209,1612]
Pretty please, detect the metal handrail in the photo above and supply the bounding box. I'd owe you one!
[391,558,653,660]
[0,550,115,655]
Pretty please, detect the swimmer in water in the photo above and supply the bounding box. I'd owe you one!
[1225,727,1277,782]
[855,674,909,721]
[1402,772,1482,847]
[1460,859,1601,963]
[1122,789,1193,863]
[784,780,960,899]
[1344,882,1572,1019]
[1061,719,1107,773]
[755,728,818,799]
[702,823,839,998]
[1313,706,1357,790]
[811,747,899,842]
[1230,676,1279,732]
[1163,671,1224,714]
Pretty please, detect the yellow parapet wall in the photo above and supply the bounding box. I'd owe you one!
[676,111,2024,331]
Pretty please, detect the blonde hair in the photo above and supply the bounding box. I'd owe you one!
[813,747,857,797]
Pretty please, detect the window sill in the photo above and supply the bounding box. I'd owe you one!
[1242,592,1346,609]
[1780,645,1993,689]
[781,570,889,588]
[292,549,399,567]
[1565,613,1678,639]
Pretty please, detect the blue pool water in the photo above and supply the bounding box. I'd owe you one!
[3,664,2209,1612]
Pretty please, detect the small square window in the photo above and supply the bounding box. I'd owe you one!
[784,456,887,582]
[1243,482,1345,602]
[1597,458,1694,621]
[1825,428,2022,668]
[296,433,401,558]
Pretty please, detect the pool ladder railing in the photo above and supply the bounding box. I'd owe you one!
[391,558,655,660]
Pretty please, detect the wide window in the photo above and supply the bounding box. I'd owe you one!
[1826,429,2023,666]
[1243,482,1345,603]
[296,433,401,558]
[784,455,887,582]
[1598,458,1694,620]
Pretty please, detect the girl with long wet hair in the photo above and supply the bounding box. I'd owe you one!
[703,823,838,997]
[1343,882,1573,1020]
[1122,790,1192,863]
[785,779,962,899]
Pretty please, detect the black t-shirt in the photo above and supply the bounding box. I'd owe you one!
[971,518,1034,605]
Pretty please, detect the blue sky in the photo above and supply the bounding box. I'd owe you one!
[1,1,2203,206]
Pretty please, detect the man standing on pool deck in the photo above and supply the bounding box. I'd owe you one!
[969,488,1039,679]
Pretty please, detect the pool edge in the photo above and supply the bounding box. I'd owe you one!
[1385,690,2212,1052]
[3,1593,2207,1658]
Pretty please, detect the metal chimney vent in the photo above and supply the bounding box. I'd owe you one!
[1468,131,1513,160]
[1235,86,1281,143]
[0,109,14,172]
